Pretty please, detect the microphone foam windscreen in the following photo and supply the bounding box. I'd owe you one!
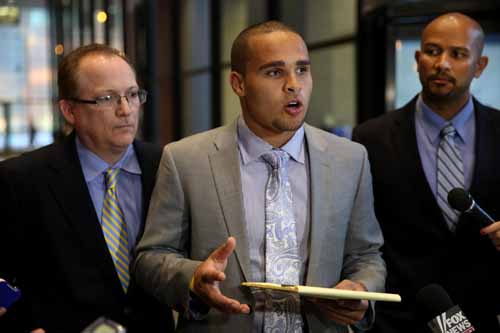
[447,188,472,212]
[416,284,454,321]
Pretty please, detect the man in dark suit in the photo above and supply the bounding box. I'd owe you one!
[353,12,500,332]
[0,44,173,333]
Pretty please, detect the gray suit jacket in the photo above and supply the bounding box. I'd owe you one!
[134,121,385,332]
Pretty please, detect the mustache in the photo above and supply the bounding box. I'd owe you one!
[428,72,455,83]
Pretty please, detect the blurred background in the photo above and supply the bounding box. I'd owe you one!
[0,0,499,159]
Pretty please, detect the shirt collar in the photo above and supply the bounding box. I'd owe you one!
[416,94,474,145]
[237,116,305,165]
[76,137,141,183]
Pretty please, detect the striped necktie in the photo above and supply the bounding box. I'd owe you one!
[437,124,464,230]
[262,150,303,333]
[101,168,130,292]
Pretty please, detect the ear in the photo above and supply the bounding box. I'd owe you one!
[414,50,421,69]
[229,71,245,97]
[474,55,488,78]
[59,99,76,126]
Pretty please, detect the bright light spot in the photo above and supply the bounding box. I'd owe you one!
[54,44,64,55]
[395,39,402,51]
[96,11,107,23]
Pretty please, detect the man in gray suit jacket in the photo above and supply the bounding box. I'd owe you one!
[134,21,386,332]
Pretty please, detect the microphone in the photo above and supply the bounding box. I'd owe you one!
[447,188,495,228]
[416,284,475,333]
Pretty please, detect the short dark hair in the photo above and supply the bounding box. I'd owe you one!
[230,20,300,74]
[57,43,134,100]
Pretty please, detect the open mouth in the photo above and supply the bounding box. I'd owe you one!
[286,100,302,109]
[284,100,303,115]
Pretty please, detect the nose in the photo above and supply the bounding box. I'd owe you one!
[435,52,451,71]
[116,96,132,116]
[284,73,301,94]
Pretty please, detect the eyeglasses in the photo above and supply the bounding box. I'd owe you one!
[70,89,147,108]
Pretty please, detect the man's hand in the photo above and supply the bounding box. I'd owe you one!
[0,307,5,317]
[191,237,250,314]
[307,279,369,326]
[481,221,500,250]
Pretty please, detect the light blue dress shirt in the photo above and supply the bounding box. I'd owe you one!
[76,138,143,252]
[237,116,310,332]
[415,95,476,198]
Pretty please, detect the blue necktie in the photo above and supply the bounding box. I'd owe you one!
[437,124,464,230]
[262,150,303,333]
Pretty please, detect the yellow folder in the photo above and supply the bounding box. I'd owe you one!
[241,282,401,302]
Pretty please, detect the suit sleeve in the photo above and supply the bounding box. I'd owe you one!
[343,146,386,330]
[133,145,202,312]
[342,146,386,291]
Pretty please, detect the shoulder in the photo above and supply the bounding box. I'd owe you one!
[304,124,367,161]
[475,99,500,120]
[0,142,67,190]
[353,98,417,141]
[0,142,63,173]
[165,125,234,156]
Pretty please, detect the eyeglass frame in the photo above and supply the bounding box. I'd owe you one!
[69,88,147,108]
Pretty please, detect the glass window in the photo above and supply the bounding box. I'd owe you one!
[181,0,211,71]
[308,44,357,138]
[182,73,212,136]
[0,4,53,153]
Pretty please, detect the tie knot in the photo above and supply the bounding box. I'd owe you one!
[262,150,290,170]
[105,168,120,189]
[440,124,457,139]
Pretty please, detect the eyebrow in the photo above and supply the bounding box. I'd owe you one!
[424,43,470,52]
[95,86,139,94]
[258,59,311,71]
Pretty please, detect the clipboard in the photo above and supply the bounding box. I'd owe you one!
[241,282,401,303]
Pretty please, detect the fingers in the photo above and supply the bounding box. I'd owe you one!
[480,221,500,235]
[202,286,250,314]
[210,237,236,263]
[199,267,226,284]
[191,237,250,314]
[311,298,368,325]
[30,329,46,333]
[307,280,369,325]
[334,279,367,292]
[481,222,500,250]
[0,307,6,316]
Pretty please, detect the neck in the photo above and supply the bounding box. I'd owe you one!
[421,92,470,121]
[263,132,295,148]
[100,150,127,165]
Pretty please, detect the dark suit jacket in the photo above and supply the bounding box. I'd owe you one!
[352,97,500,333]
[0,133,173,333]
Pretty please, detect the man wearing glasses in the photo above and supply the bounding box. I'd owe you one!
[0,44,174,333]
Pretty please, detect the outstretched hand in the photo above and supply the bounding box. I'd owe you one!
[191,237,250,314]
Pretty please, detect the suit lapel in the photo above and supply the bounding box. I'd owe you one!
[392,99,450,233]
[469,100,496,195]
[134,140,160,237]
[304,126,333,285]
[47,134,125,297]
[209,123,251,282]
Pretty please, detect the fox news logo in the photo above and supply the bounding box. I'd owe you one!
[429,305,475,333]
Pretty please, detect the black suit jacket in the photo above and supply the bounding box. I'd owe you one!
[0,133,173,333]
[352,97,500,333]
